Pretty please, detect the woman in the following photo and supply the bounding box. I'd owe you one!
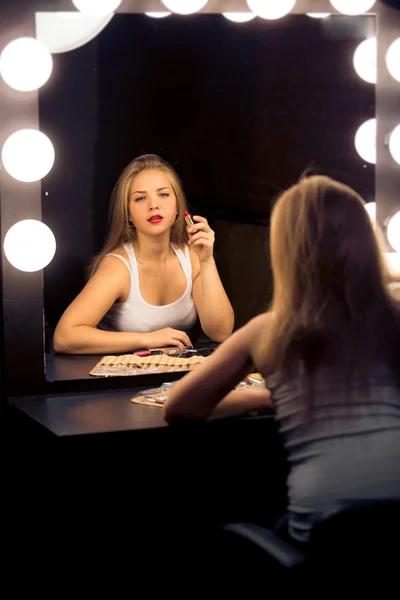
[54,154,234,354]
[164,175,400,543]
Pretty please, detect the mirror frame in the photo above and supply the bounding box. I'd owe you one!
[0,0,399,397]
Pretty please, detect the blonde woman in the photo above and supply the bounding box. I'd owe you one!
[54,154,234,354]
[164,175,400,543]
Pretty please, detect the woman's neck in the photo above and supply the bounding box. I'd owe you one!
[133,233,172,263]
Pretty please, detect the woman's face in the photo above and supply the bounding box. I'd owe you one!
[129,169,177,236]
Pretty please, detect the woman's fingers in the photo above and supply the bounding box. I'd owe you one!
[171,330,192,347]
[190,239,213,249]
[187,216,210,235]
[188,232,214,246]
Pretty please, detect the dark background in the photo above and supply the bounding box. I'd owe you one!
[39,13,375,340]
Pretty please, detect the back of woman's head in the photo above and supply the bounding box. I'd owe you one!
[266,175,400,381]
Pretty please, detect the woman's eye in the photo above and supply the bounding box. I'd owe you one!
[135,197,145,202]
[160,193,170,198]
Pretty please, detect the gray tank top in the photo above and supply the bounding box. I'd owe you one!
[268,364,400,542]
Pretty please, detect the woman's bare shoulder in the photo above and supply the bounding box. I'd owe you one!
[247,312,275,332]
[108,245,130,261]
[245,312,275,370]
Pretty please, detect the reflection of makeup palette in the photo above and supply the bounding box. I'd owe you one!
[90,353,208,376]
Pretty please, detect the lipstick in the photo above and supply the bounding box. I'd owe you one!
[184,210,195,227]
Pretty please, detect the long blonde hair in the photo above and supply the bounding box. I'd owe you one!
[263,175,400,386]
[89,154,189,277]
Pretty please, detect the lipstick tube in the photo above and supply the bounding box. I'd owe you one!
[184,210,195,227]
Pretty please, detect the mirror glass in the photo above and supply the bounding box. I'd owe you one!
[39,13,376,380]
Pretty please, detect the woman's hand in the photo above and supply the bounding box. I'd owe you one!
[187,216,215,263]
[141,328,192,349]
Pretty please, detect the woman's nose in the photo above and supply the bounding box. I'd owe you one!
[149,197,160,210]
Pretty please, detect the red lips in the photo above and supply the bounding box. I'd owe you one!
[147,214,163,223]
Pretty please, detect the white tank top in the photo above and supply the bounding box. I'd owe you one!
[98,243,198,334]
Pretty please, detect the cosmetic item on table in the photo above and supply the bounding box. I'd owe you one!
[131,381,179,407]
[90,353,208,376]
[134,349,164,357]
[167,347,215,358]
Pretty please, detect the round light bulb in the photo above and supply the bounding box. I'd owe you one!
[353,37,377,84]
[386,38,400,83]
[246,0,297,20]
[387,212,400,253]
[354,118,376,164]
[223,13,256,23]
[389,124,400,166]
[329,0,375,15]
[2,129,55,183]
[4,220,56,272]
[385,252,400,277]
[145,13,171,19]
[306,13,330,18]
[0,37,52,92]
[161,1,209,15]
[35,12,113,54]
[72,0,121,16]
[364,202,376,227]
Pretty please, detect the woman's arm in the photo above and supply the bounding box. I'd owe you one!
[54,257,192,354]
[164,313,272,423]
[188,216,234,342]
[205,387,272,421]
[53,256,144,354]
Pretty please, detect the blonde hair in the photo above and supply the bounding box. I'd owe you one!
[89,154,189,277]
[262,175,400,385]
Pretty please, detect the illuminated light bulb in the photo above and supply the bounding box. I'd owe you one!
[388,211,400,253]
[354,118,376,164]
[2,129,55,182]
[145,13,171,19]
[161,1,209,15]
[364,202,376,226]
[35,12,113,54]
[4,220,56,272]
[386,38,400,83]
[246,0,297,20]
[353,37,377,84]
[72,0,121,16]
[223,13,256,23]
[0,37,52,91]
[388,124,400,165]
[329,0,375,15]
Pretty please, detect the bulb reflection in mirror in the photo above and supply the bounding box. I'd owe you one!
[354,118,376,164]
[0,37,52,91]
[161,1,209,15]
[388,124,400,166]
[246,0,297,20]
[364,202,376,227]
[223,13,256,23]
[4,220,56,272]
[386,38,400,83]
[388,212,400,254]
[145,13,171,19]
[329,0,375,15]
[353,38,377,84]
[72,0,121,16]
[307,13,330,18]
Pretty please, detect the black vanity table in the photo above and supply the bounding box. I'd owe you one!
[6,350,288,572]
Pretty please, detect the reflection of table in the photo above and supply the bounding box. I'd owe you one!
[45,341,219,382]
